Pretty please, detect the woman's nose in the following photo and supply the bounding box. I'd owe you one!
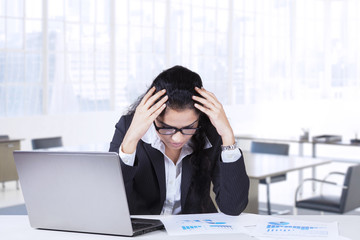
[171,131,184,142]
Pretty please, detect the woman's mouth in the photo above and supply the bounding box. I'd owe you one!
[170,142,183,148]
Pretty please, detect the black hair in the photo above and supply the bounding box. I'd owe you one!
[127,65,202,113]
[150,65,203,113]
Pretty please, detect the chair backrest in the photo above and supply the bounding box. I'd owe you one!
[31,137,63,150]
[250,141,290,156]
[0,135,9,140]
[340,164,360,213]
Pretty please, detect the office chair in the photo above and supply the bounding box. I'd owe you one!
[31,136,63,150]
[0,135,9,140]
[295,164,360,214]
[250,141,290,215]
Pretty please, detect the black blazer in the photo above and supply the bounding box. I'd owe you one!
[109,114,249,216]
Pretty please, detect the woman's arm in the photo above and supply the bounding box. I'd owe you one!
[212,150,249,215]
[192,88,249,215]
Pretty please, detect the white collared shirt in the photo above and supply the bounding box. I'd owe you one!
[119,124,241,215]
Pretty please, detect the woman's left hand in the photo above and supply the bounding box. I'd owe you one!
[192,87,235,146]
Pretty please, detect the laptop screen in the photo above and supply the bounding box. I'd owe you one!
[14,151,136,236]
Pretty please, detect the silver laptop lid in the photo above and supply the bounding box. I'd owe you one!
[14,151,133,236]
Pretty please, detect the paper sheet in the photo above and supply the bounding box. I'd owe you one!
[160,213,247,235]
[243,214,350,240]
[256,219,338,237]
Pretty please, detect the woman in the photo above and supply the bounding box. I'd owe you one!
[109,66,249,216]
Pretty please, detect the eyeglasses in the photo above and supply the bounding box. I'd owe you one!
[153,121,200,135]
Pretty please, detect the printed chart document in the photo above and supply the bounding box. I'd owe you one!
[243,214,350,240]
[256,219,338,238]
[160,213,247,235]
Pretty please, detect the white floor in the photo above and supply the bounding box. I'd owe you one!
[1,160,360,215]
[0,181,24,208]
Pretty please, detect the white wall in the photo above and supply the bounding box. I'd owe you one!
[226,99,360,160]
[1,111,122,151]
[227,100,359,139]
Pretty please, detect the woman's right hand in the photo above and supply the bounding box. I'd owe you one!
[121,87,168,154]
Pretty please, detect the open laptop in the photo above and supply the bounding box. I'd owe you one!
[13,151,164,237]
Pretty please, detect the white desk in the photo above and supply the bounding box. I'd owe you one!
[243,152,331,214]
[0,215,357,240]
[236,134,360,162]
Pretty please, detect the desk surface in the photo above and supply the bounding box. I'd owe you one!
[243,152,331,179]
[279,215,357,239]
[0,215,357,240]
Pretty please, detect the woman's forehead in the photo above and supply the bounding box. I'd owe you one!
[158,108,199,126]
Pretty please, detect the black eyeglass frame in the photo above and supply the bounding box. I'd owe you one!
[153,121,201,135]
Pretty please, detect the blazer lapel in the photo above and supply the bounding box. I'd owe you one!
[142,143,166,204]
[181,155,193,209]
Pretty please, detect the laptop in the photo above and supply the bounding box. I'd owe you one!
[13,151,164,237]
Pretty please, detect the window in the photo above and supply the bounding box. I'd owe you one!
[47,0,112,113]
[1,0,43,116]
[1,0,360,117]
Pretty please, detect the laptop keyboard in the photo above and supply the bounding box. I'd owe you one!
[131,222,154,231]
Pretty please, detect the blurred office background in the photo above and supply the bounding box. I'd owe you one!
[1,0,360,214]
[1,0,360,151]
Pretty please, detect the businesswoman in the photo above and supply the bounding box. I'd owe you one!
[109,66,249,216]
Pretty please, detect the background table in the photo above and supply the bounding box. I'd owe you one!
[243,152,331,214]
[0,139,22,187]
[236,134,360,162]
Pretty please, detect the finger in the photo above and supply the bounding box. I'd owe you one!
[195,87,216,100]
[194,102,212,116]
[200,87,217,98]
[149,95,168,114]
[144,89,166,108]
[195,87,221,108]
[192,95,216,111]
[150,103,167,120]
[140,87,156,105]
